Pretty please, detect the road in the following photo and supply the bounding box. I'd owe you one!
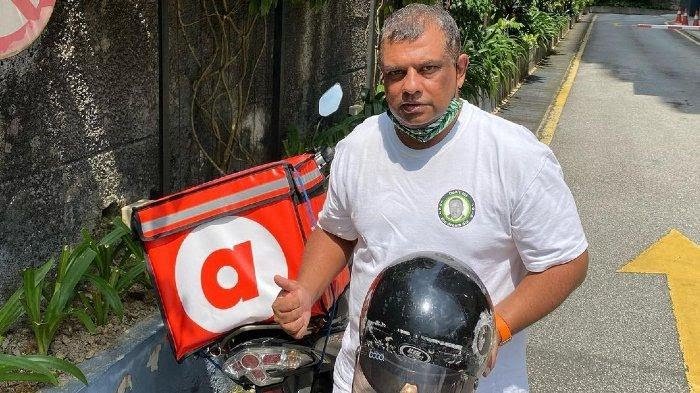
[527,13,699,392]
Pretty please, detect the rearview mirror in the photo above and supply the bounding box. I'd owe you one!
[318,83,343,117]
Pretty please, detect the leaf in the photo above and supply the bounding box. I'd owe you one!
[0,371,57,385]
[24,355,87,385]
[98,219,129,247]
[57,246,71,282]
[70,308,97,334]
[0,288,25,335]
[46,248,97,330]
[121,233,144,260]
[0,354,57,385]
[115,261,146,294]
[1,259,54,335]
[21,269,41,325]
[84,274,123,317]
[262,0,273,15]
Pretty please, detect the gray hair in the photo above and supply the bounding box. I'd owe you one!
[379,3,461,64]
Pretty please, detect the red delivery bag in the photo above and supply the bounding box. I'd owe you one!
[132,154,350,361]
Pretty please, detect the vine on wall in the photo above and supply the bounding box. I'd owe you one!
[177,0,268,175]
[177,0,328,176]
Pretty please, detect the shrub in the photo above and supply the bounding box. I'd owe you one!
[78,217,148,327]
[21,246,97,355]
[0,262,53,344]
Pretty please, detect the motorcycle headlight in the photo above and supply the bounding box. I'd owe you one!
[222,346,315,386]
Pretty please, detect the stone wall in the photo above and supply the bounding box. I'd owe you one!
[279,0,370,139]
[0,0,160,300]
[0,0,371,300]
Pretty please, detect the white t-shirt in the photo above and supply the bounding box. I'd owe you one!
[318,101,588,393]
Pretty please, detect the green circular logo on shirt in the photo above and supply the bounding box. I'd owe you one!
[438,190,475,227]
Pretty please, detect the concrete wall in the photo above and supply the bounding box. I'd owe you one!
[165,2,276,190]
[0,0,370,301]
[279,0,370,138]
[0,0,160,299]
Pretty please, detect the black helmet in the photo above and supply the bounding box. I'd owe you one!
[352,252,495,393]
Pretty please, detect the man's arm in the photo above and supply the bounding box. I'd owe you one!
[272,227,355,338]
[482,250,588,376]
[496,250,589,338]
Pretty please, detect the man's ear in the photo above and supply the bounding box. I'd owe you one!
[456,53,469,88]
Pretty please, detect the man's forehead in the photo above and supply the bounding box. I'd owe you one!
[380,23,450,66]
[382,57,447,70]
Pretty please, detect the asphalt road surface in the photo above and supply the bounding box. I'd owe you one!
[526,13,699,393]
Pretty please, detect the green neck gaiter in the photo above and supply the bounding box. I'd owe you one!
[387,98,463,143]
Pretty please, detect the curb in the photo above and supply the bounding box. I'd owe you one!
[678,29,700,43]
[588,6,673,15]
[665,21,700,44]
[40,314,238,393]
[485,14,579,115]
[536,14,596,144]
[494,12,594,138]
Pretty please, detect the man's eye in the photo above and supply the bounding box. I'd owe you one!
[421,65,439,73]
[387,70,405,78]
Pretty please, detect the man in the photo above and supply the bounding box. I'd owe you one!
[272,4,588,392]
[448,197,465,220]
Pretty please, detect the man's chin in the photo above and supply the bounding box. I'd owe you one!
[396,114,434,129]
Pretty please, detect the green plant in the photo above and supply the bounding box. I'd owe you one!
[78,217,148,327]
[0,261,53,343]
[21,246,97,355]
[572,0,593,14]
[523,6,563,47]
[282,85,387,157]
[0,353,87,386]
[461,18,528,103]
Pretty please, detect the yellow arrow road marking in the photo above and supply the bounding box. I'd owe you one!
[619,230,700,392]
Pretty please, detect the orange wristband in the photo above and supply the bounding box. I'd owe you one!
[494,313,512,346]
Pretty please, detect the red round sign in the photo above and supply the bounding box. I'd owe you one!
[0,0,55,60]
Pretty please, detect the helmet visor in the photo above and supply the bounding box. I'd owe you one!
[352,345,476,393]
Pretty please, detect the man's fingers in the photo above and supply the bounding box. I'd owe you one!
[280,317,308,338]
[272,291,301,313]
[274,275,300,292]
[271,276,311,339]
[272,305,301,324]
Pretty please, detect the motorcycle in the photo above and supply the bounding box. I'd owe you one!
[130,84,349,392]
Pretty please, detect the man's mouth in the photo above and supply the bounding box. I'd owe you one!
[400,103,427,114]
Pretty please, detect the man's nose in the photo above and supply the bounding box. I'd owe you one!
[402,68,421,97]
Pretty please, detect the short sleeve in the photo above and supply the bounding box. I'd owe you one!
[511,151,588,272]
[317,142,359,241]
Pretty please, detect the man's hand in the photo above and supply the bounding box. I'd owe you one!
[271,275,313,339]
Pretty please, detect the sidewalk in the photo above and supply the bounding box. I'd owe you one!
[669,19,700,42]
[495,13,594,135]
[681,28,700,41]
